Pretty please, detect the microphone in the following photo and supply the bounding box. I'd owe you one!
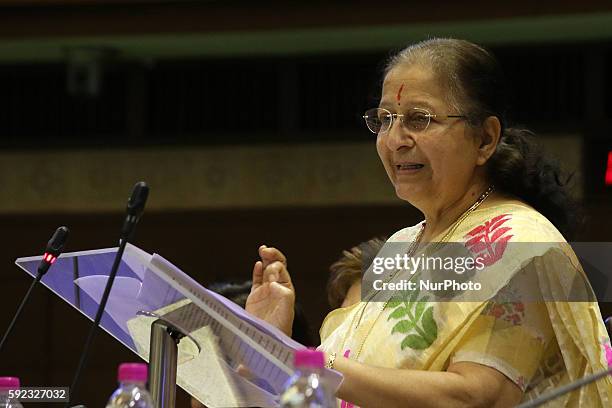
[0,226,70,354]
[120,181,149,242]
[38,226,70,276]
[66,182,149,407]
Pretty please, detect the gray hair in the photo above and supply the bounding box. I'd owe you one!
[385,38,503,125]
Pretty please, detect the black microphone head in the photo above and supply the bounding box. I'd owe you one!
[121,182,150,241]
[46,226,69,257]
[126,181,149,217]
[38,226,69,276]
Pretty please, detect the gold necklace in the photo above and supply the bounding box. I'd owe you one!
[436,184,495,245]
[339,185,495,360]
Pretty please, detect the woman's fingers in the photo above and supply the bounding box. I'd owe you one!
[251,260,264,289]
[254,245,292,288]
[259,245,287,268]
[264,261,281,283]
[263,261,293,288]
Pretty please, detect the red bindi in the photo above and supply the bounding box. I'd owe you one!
[396,83,404,105]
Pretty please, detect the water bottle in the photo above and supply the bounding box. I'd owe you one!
[105,363,153,408]
[0,377,23,408]
[280,349,336,408]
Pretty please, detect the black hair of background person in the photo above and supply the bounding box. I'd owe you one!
[209,280,315,347]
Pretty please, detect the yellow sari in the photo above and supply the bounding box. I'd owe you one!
[320,200,612,406]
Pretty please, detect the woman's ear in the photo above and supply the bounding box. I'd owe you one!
[476,116,501,166]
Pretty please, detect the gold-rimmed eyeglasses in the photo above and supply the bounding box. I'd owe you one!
[363,107,466,134]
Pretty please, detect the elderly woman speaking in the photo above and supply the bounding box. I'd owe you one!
[245,39,612,407]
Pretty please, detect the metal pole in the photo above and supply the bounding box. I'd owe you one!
[149,319,183,408]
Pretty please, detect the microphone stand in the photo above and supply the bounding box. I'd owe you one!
[66,182,149,408]
[0,226,69,354]
[0,276,42,353]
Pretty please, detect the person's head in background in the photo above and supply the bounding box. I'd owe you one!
[208,280,252,307]
[209,279,314,346]
[327,237,386,309]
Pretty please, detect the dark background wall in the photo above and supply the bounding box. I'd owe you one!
[0,1,611,407]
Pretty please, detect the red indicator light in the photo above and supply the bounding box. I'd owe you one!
[50,257,57,264]
[606,151,612,186]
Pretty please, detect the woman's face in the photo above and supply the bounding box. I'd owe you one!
[376,64,483,212]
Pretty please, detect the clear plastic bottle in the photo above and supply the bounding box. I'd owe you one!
[105,363,153,408]
[280,349,336,408]
[0,377,23,408]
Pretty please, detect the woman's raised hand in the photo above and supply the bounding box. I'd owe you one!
[245,245,296,336]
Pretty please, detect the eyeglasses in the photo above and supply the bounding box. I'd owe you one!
[363,107,466,134]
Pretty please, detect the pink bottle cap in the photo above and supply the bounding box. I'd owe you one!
[294,349,325,368]
[0,377,20,390]
[118,363,148,383]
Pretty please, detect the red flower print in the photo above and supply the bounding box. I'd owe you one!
[491,305,505,318]
[483,301,525,325]
[465,214,514,266]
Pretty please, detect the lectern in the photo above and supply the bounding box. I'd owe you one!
[16,244,341,408]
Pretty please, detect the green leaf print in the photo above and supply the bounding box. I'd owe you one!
[401,334,430,350]
[421,307,438,343]
[388,307,408,320]
[414,297,429,321]
[387,289,438,351]
[392,320,416,334]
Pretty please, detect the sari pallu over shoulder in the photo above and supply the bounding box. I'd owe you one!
[319,202,612,406]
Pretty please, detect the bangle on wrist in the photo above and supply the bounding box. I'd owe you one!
[325,352,337,369]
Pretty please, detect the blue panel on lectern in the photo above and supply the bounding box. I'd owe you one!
[16,246,163,351]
